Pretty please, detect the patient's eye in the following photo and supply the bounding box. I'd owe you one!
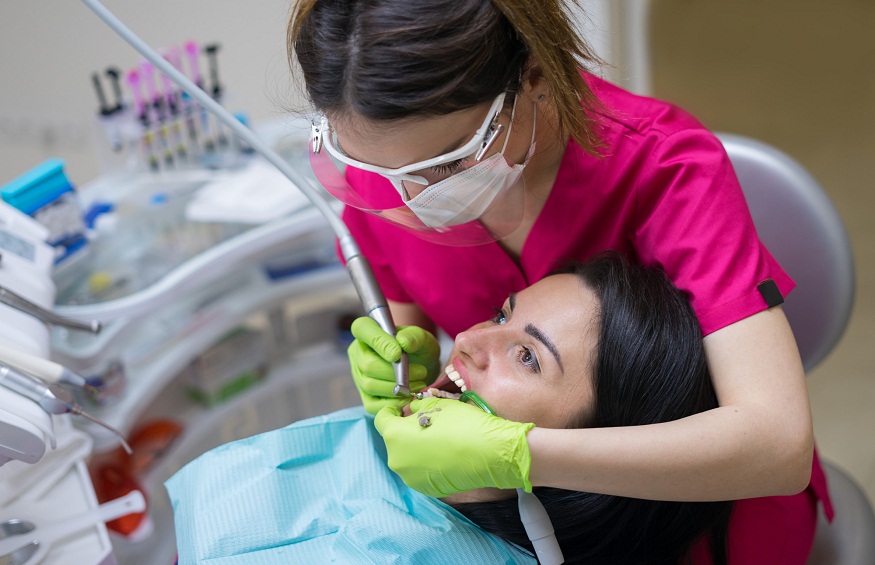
[491,308,508,325]
[519,347,541,373]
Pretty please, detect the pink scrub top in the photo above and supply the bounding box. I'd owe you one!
[340,73,833,563]
[343,76,792,339]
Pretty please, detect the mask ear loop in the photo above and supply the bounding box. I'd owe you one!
[498,94,519,155]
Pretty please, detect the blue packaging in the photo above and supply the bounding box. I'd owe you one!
[0,159,87,262]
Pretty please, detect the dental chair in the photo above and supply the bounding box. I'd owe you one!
[718,133,875,564]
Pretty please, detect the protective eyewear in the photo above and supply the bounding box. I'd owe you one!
[307,92,527,246]
[311,92,507,189]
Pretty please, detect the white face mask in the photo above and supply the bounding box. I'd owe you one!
[390,103,536,229]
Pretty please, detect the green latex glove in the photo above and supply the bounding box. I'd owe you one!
[347,317,441,414]
[374,397,535,497]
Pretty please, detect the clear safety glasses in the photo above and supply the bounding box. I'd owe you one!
[314,92,507,188]
[309,92,527,246]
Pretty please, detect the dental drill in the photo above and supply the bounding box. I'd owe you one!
[77,0,410,397]
[0,364,132,454]
[0,343,100,394]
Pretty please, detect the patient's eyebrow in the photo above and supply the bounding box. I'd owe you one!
[508,293,517,312]
[525,323,564,373]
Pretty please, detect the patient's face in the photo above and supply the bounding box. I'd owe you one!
[444,274,599,429]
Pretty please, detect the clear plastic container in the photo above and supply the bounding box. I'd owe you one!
[52,175,252,307]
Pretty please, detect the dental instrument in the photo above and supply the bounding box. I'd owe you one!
[0,364,132,454]
[104,67,124,113]
[100,67,126,153]
[140,60,175,168]
[92,72,123,153]
[91,73,113,117]
[0,343,99,393]
[183,39,216,153]
[458,391,565,565]
[125,68,160,171]
[173,42,201,151]
[183,40,203,89]
[0,284,101,334]
[203,44,229,149]
[204,43,222,100]
[78,0,410,396]
[159,63,189,160]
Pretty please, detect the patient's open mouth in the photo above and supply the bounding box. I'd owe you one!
[419,365,466,399]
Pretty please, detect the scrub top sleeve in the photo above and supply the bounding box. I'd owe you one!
[633,128,795,336]
[339,170,414,305]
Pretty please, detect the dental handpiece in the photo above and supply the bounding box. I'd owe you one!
[0,284,101,334]
[339,236,410,396]
[0,364,132,454]
[0,343,99,393]
[78,0,410,398]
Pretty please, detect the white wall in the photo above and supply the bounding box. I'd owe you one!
[568,1,656,94]
[0,0,301,185]
[0,1,649,187]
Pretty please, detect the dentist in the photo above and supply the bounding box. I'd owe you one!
[289,1,831,562]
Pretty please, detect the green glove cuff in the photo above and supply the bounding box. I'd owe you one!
[502,421,535,492]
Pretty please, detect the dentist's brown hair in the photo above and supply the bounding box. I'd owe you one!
[288,0,604,154]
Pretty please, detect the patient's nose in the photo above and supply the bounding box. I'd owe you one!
[455,325,497,371]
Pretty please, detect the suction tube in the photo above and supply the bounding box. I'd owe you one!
[460,393,564,563]
[77,0,409,395]
[518,489,564,564]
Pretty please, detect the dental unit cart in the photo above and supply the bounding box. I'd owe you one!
[2,122,369,564]
[1,2,408,561]
[0,200,120,564]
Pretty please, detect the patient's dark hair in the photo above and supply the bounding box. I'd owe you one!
[454,252,733,564]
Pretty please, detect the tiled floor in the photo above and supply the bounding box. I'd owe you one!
[651,0,875,504]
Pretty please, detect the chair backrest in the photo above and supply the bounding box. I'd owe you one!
[718,133,856,371]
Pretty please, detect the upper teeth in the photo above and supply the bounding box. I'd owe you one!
[446,365,467,392]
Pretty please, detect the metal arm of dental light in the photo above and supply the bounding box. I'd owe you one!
[77,0,410,396]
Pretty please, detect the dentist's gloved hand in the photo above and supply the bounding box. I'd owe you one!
[347,317,441,414]
[374,397,535,497]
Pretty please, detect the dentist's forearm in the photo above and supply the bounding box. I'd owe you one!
[528,308,813,502]
[527,403,812,501]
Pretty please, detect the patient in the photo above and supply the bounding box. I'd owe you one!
[432,253,733,564]
[167,252,731,564]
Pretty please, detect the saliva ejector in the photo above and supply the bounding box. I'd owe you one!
[459,391,565,565]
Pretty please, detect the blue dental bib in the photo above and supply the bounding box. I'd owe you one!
[166,406,535,564]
